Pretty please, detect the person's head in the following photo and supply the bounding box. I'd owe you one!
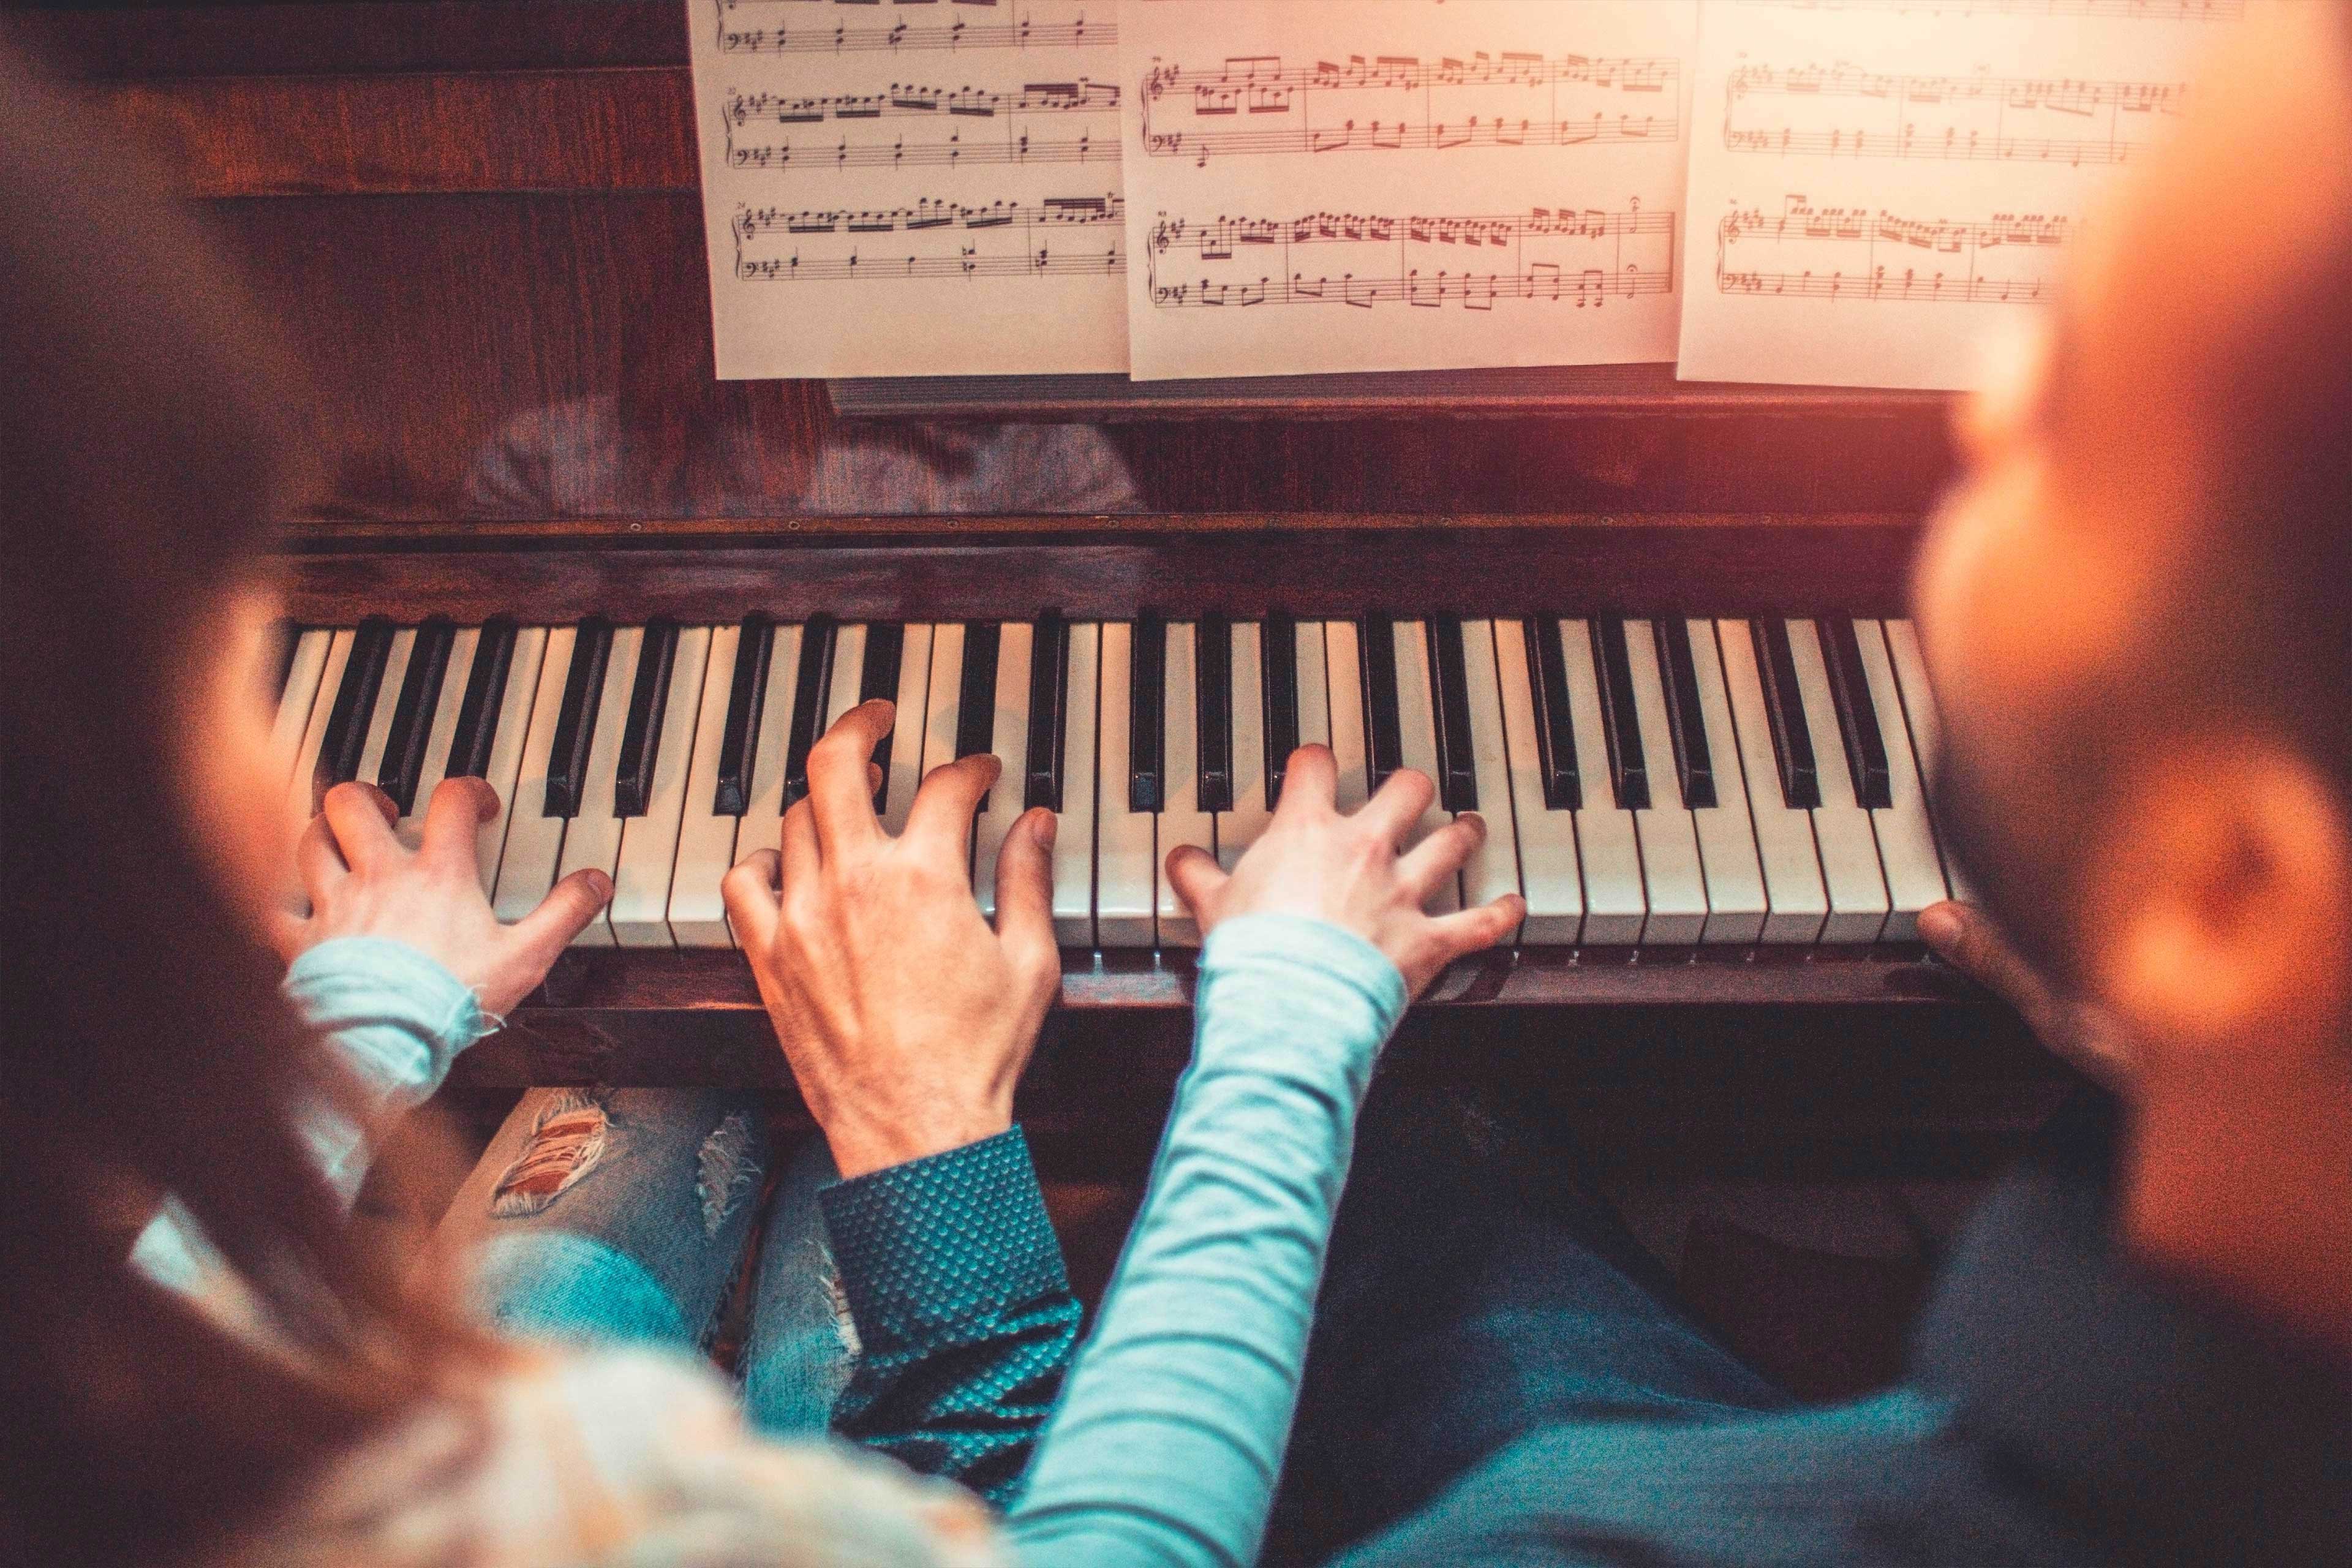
[1913,5,2352,1323]
[0,42,458,1566]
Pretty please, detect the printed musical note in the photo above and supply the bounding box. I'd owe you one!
[1119,1,1698,380]
[1139,52,1680,165]
[716,0,1117,58]
[690,0,1127,376]
[1716,198,2064,302]
[732,194,1125,281]
[1675,0,2242,388]
[1725,64,2187,167]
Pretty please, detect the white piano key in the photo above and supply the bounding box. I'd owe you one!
[825,622,868,733]
[1322,619,1371,813]
[1391,620,1460,913]
[284,628,355,826]
[734,621,805,861]
[555,625,645,948]
[1156,622,1216,946]
[1216,621,1275,872]
[352,627,417,791]
[1457,620,1525,920]
[267,630,333,796]
[1621,619,1706,943]
[919,623,968,870]
[492,624,577,923]
[1678,619,1770,944]
[1855,619,1949,940]
[394,625,480,851]
[1493,619,1584,943]
[1716,620,1828,944]
[971,622,1034,922]
[1053,623,1101,945]
[1883,618,1977,904]
[1559,619,1646,944]
[470,627,550,903]
[1295,619,1332,750]
[880,624,935,837]
[1095,621,1156,947]
[667,624,746,948]
[611,625,711,948]
[1787,619,1891,942]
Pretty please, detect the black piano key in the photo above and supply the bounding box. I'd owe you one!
[1589,618,1650,812]
[1360,615,1404,793]
[447,616,518,783]
[1653,618,1716,810]
[543,616,614,818]
[1261,613,1300,807]
[1524,619,1581,812]
[1025,611,1068,812]
[957,622,1002,807]
[1752,620,1820,810]
[1823,619,1893,810]
[1196,615,1234,814]
[377,616,455,815]
[1427,618,1479,813]
[315,615,396,799]
[712,613,773,817]
[860,623,905,811]
[1129,612,1166,813]
[781,614,836,810]
[267,619,300,703]
[612,617,679,818]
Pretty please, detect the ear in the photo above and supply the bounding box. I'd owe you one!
[2085,741,2352,1069]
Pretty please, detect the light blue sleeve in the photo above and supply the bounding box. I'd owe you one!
[1004,913,1406,1568]
[131,937,492,1292]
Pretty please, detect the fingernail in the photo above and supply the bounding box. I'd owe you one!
[590,870,614,902]
[1033,810,1057,848]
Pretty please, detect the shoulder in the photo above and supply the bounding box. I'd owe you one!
[224,1348,1006,1568]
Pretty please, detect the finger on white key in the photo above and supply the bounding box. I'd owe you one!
[392,622,473,850]
[1050,623,1101,945]
[1095,621,1155,948]
[1456,620,1524,927]
[552,625,644,948]
[493,624,578,924]
[669,623,748,948]
[1322,619,1371,813]
[1390,619,1458,912]
[1493,619,1581,943]
[734,621,805,861]
[1155,622,1215,946]
[284,628,356,829]
[1218,620,1275,871]
[972,622,1034,921]
[878,624,936,836]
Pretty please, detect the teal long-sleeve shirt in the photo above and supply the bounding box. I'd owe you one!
[135,916,1407,1563]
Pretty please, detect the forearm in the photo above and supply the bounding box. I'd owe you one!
[1004,915,1404,1568]
[823,1128,1083,1508]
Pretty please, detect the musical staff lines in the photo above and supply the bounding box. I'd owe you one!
[1148,203,1675,311]
[733,192,1125,282]
[1725,64,2187,166]
[722,77,1117,170]
[1714,198,2067,303]
[1141,50,1681,167]
[1738,0,2240,19]
[717,0,1116,57]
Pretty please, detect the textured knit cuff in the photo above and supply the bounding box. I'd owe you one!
[1196,913,1409,1065]
[285,938,493,1068]
[820,1127,1070,1355]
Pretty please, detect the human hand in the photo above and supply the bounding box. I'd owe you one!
[1164,745,1525,996]
[722,700,1060,1180]
[275,778,612,1017]
[1919,899,2138,1088]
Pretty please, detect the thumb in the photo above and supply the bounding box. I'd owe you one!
[1920,899,2054,1014]
[507,867,612,977]
[722,849,783,953]
[993,809,1060,992]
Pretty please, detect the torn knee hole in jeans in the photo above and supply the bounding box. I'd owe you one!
[696,1110,760,1236]
[491,1090,609,1218]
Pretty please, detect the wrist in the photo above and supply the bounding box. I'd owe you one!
[821,1104,1016,1180]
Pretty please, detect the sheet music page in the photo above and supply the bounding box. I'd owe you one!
[1117,0,1700,382]
[1675,0,2249,390]
[688,0,1129,379]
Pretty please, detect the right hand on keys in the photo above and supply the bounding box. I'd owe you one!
[723,700,1061,1180]
[1166,744,1525,996]
[1920,899,2139,1088]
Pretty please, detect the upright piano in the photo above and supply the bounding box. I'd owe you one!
[35,1,2064,1169]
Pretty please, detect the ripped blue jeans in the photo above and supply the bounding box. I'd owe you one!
[437,1089,855,1436]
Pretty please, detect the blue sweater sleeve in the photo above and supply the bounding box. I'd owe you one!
[820,1128,1084,1509]
[1003,913,1407,1568]
[132,937,491,1292]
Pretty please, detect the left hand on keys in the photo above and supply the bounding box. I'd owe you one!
[723,701,1061,1179]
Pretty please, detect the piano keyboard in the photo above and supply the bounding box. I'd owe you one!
[269,614,1964,951]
